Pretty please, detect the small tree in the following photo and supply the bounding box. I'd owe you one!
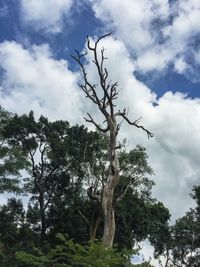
[1,111,104,243]
[160,186,200,267]
[72,33,153,247]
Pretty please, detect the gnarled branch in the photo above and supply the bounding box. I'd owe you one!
[84,113,109,133]
[115,109,154,138]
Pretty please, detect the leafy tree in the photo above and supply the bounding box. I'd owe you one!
[116,190,170,250]
[159,186,200,267]
[0,106,27,193]
[1,111,105,242]
[0,198,38,267]
[1,111,70,241]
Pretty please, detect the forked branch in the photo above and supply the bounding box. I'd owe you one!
[72,32,119,122]
[72,33,154,138]
[115,109,154,138]
[115,175,140,203]
[84,113,109,133]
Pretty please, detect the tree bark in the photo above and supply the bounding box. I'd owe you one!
[90,214,102,241]
[102,185,116,247]
[102,121,119,247]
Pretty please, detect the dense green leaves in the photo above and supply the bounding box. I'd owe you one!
[157,186,200,266]
[16,234,133,267]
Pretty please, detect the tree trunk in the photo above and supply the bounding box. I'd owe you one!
[102,185,116,247]
[90,214,102,241]
[102,124,119,247]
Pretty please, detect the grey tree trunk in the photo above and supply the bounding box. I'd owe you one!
[102,121,119,247]
[102,185,115,247]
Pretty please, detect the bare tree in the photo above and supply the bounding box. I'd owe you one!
[72,33,153,247]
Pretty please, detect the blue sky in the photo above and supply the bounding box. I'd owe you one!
[0,1,200,265]
[1,0,200,98]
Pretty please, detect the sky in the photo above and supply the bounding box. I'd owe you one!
[1,0,200,265]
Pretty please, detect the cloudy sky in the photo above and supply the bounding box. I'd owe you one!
[1,0,200,265]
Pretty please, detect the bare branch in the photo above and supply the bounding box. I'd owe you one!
[84,113,109,133]
[79,210,90,225]
[115,145,122,150]
[124,116,154,138]
[72,53,105,111]
[104,68,108,81]
[87,32,112,51]
[95,32,112,47]
[87,33,116,117]
[115,109,153,138]
[73,50,87,60]
[47,164,61,179]
[116,176,133,203]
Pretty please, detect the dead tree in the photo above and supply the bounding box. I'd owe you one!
[72,33,153,248]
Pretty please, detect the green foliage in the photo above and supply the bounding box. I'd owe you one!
[114,146,170,250]
[0,198,39,266]
[0,110,108,243]
[16,251,48,267]
[158,185,200,266]
[16,234,133,267]
[0,106,28,193]
[116,191,170,250]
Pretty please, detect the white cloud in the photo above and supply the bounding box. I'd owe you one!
[137,240,166,267]
[91,0,169,52]
[90,0,200,79]
[174,57,187,74]
[0,41,83,122]
[20,0,74,32]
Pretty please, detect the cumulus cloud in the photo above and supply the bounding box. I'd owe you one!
[18,0,200,80]
[90,0,169,52]
[0,41,83,122]
[90,0,200,80]
[20,0,74,33]
[174,57,187,74]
